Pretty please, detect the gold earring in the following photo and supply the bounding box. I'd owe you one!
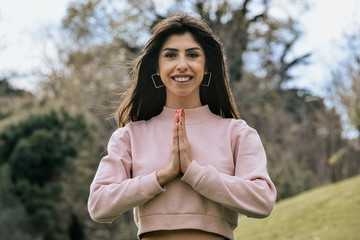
[151,74,165,88]
[201,72,212,87]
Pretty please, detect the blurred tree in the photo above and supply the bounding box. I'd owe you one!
[0,103,101,240]
[331,30,360,136]
[191,0,311,86]
[232,72,344,198]
[328,28,360,182]
[0,78,33,121]
[40,0,155,116]
[0,78,28,97]
[0,164,33,240]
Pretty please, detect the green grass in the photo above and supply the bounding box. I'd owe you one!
[235,175,360,240]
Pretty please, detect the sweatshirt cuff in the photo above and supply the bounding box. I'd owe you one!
[181,160,205,188]
[140,172,165,199]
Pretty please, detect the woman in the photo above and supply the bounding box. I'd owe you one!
[88,13,276,240]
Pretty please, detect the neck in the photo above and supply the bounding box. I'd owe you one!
[165,98,202,109]
[158,105,213,125]
[165,94,202,109]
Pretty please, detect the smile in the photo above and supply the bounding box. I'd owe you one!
[172,76,193,83]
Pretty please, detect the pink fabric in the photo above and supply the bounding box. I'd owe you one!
[88,105,276,240]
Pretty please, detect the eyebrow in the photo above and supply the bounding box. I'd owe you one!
[162,47,202,52]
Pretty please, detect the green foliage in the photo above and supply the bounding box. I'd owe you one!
[0,77,28,97]
[9,130,71,183]
[0,78,33,121]
[1,107,83,164]
[0,103,101,239]
[0,164,33,240]
[235,175,360,240]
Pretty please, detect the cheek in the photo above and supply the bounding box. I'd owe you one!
[197,57,206,72]
[158,60,171,74]
[196,62,206,74]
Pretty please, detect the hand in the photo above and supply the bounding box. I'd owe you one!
[177,108,192,174]
[156,108,192,186]
[156,109,181,186]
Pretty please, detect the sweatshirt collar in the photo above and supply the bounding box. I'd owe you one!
[156,105,215,125]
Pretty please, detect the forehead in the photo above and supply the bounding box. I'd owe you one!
[161,32,203,50]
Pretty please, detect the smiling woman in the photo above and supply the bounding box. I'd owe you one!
[158,32,206,108]
[88,12,277,240]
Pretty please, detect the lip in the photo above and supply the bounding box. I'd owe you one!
[172,77,193,84]
[170,73,194,84]
[170,73,194,78]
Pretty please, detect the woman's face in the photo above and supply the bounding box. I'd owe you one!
[158,32,206,108]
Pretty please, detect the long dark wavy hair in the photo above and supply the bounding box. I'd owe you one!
[116,12,240,127]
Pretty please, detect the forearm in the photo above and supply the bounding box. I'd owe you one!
[181,161,276,218]
[88,172,164,222]
[156,167,179,187]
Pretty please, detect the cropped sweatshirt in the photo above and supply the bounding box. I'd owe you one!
[88,105,277,240]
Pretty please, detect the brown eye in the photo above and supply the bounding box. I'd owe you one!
[165,52,176,58]
[187,52,199,58]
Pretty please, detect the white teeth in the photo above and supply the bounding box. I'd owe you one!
[174,77,191,82]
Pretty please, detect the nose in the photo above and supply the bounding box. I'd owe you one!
[176,55,188,72]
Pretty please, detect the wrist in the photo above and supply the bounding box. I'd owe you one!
[156,168,178,186]
[181,158,192,174]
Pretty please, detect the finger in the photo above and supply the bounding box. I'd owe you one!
[178,121,189,148]
[174,109,180,124]
[179,108,187,137]
[173,119,179,147]
[177,120,192,173]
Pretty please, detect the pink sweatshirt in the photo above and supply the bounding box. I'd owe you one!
[88,105,276,240]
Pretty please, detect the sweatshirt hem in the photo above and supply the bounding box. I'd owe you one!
[137,213,235,240]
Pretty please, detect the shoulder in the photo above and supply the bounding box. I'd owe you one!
[208,114,260,140]
[223,118,261,141]
[110,121,143,141]
[214,117,252,132]
[108,120,150,148]
[112,121,142,136]
[107,127,131,148]
[112,118,161,137]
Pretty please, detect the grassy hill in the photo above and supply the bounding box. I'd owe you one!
[235,175,360,240]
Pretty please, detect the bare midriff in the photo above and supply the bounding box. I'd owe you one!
[140,229,226,240]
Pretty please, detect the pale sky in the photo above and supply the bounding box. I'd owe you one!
[0,0,70,89]
[285,0,360,96]
[0,0,359,96]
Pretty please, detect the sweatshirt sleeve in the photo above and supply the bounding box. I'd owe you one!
[88,128,165,223]
[181,125,277,218]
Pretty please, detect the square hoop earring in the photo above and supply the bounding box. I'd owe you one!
[151,74,165,88]
[200,72,212,87]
